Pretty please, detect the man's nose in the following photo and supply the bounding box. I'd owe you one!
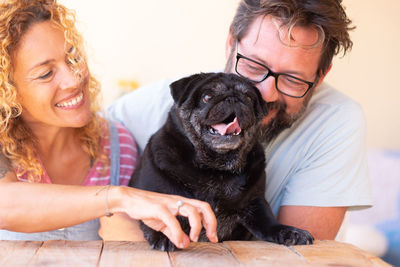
[255,76,279,103]
[58,64,80,90]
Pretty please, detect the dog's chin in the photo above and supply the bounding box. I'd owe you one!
[202,128,244,153]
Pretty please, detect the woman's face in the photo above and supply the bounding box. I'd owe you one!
[13,21,91,130]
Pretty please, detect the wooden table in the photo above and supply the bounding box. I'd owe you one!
[0,240,391,267]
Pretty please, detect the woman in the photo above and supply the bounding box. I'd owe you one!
[0,0,217,248]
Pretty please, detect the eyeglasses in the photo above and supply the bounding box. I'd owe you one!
[235,50,317,98]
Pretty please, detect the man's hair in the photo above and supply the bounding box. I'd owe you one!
[229,0,355,75]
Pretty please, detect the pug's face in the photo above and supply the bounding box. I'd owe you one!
[170,73,267,168]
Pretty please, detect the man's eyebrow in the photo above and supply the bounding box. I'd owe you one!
[281,69,308,78]
[248,53,269,67]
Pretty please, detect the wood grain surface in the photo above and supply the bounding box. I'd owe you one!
[0,240,392,267]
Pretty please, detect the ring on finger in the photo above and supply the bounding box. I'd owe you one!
[176,200,184,214]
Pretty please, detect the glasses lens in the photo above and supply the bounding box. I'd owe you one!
[235,55,312,98]
[236,57,268,82]
[277,75,309,97]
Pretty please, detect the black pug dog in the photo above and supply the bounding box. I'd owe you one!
[129,72,313,251]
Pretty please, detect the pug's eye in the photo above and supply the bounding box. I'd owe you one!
[203,94,212,103]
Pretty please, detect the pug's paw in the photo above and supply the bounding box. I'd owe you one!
[266,224,314,246]
[141,224,178,251]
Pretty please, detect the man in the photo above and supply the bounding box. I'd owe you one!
[108,0,372,240]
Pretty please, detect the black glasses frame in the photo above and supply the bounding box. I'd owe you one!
[235,53,316,98]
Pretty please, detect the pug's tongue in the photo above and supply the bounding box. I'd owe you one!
[211,117,242,135]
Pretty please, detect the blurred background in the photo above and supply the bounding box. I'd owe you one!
[59,0,400,263]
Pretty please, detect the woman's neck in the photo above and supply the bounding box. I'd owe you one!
[30,125,80,158]
[28,123,92,185]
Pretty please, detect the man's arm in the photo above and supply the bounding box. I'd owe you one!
[277,206,346,240]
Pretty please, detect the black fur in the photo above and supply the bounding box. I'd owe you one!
[129,72,313,251]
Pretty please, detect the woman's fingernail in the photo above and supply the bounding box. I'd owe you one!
[213,234,218,242]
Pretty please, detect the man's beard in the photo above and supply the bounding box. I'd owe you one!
[225,45,313,144]
[259,101,307,144]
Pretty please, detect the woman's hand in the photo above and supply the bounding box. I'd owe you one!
[110,186,218,249]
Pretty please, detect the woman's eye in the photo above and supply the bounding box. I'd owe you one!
[203,94,212,103]
[38,71,53,80]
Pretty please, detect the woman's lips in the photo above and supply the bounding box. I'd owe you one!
[55,91,84,108]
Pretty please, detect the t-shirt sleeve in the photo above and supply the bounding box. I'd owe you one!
[280,101,373,209]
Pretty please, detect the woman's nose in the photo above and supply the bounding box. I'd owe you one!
[255,76,279,103]
[58,64,80,90]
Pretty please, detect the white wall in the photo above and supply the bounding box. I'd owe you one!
[60,0,400,149]
[60,0,239,103]
[325,0,400,149]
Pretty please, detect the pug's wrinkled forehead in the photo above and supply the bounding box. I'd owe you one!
[170,72,260,106]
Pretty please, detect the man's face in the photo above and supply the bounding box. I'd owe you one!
[225,15,326,142]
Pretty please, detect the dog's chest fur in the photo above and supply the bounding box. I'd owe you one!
[142,123,267,241]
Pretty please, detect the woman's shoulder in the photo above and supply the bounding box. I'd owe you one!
[108,120,138,186]
[110,120,138,157]
[111,121,137,148]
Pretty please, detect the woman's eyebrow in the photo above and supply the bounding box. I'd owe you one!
[28,59,54,73]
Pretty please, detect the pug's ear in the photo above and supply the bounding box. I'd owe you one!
[170,73,207,105]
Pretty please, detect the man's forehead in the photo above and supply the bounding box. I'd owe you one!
[273,18,324,49]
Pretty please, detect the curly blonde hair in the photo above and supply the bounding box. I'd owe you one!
[0,0,109,182]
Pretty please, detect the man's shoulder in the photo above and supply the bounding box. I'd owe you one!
[107,77,176,152]
[305,82,366,127]
[310,83,363,114]
[269,82,366,155]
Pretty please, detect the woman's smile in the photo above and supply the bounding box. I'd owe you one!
[55,91,84,109]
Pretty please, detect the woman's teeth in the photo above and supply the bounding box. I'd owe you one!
[56,93,83,108]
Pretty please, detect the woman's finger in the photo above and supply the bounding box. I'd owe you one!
[155,205,190,248]
[125,189,217,246]
[182,198,218,243]
[177,202,202,242]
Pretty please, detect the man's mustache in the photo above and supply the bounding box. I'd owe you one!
[264,100,286,113]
